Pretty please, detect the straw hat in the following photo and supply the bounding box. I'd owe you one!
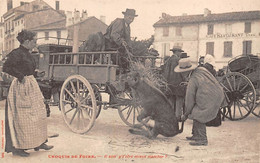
[122,9,138,17]
[174,58,197,72]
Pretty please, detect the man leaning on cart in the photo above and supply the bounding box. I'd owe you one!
[104,8,138,73]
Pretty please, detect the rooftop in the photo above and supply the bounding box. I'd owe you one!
[154,10,260,27]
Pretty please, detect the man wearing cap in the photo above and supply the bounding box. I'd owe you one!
[175,58,224,146]
[104,8,138,71]
[161,45,186,121]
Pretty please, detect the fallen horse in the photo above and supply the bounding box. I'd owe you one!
[126,72,184,139]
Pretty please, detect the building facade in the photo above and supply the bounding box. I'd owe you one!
[2,0,68,56]
[153,9,260,69]
[2,0,108,56]
[67,16,108,46]
[0,22,4,59]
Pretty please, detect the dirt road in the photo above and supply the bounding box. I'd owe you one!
[0,99,259,163]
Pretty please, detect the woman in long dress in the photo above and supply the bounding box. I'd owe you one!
[4,30,54,157]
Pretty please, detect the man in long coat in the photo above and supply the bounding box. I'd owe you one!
[176,58,224,146]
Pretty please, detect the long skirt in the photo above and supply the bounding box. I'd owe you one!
[5,75,47,150]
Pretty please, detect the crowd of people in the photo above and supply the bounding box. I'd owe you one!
[159,44,225,146]
[2,8,226,159]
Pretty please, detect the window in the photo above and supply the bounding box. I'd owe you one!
[207,24,214,35]
[21,19,23,24]
[57,30,61,38]
[176,26,182,36]
[206,42,214,56]
[33,5,39,11]
[12,39,14,49]
[225,24,232,33]
[45,32,49,40]
[244,22,251,33]
[162,43,170,59]
[224,41,232,57]
[242,41,252,55]
[163,27,169,36]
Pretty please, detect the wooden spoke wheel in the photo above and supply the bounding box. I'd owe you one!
[219,72,256,120]
[117,89,144,127]
[60,75,97,134]
[92,84,102,118]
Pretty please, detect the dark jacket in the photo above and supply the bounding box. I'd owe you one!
[3,45,36,81]
[104,18,131,50]
[202,63,216,77]
[161,54,186,96]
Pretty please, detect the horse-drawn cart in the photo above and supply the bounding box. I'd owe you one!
[34,43,159,134]
[219,54,260,120]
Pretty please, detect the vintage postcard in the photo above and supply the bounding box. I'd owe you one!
[0,0,259,162]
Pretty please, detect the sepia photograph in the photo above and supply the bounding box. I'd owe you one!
[0,0,259,162]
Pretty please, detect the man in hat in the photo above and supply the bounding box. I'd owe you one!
[104,8,138,70]
[161,45,186,120]
[176,58,224,146]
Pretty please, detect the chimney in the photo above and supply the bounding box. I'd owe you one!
[20,1,25,6]
[7,0,13,11]
[162,13,167,18]
[55,1,60,10]
[182,13,188,16]
[74,9,80,24]
[81,10,88,20]
[100,16,106,24]
[66,11,73,26]
[204,8,211,17]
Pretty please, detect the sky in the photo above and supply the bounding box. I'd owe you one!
[1,0,260,39]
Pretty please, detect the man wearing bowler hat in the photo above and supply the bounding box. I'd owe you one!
[161,45,187,121]
[104,8,138,71]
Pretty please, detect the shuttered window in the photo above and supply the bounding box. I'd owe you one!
[57,31,61,38]
[244,22,251,33]
[242,41,252,55]
[206,42,214,56]
[176,26,182,36]
[207,24,214,35]
[223,41,232,57]
[162,43,170,58]
[163,27,169,36]
[45,32,49,40]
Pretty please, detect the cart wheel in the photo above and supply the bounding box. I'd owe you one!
[92,84,102,118]
[60,75,97,134]
[117,88,144,127]
[219,72,256,120]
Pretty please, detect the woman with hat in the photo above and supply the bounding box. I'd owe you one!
[175,58,224,146]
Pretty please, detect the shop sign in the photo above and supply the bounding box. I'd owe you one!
[206,33,259,38]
